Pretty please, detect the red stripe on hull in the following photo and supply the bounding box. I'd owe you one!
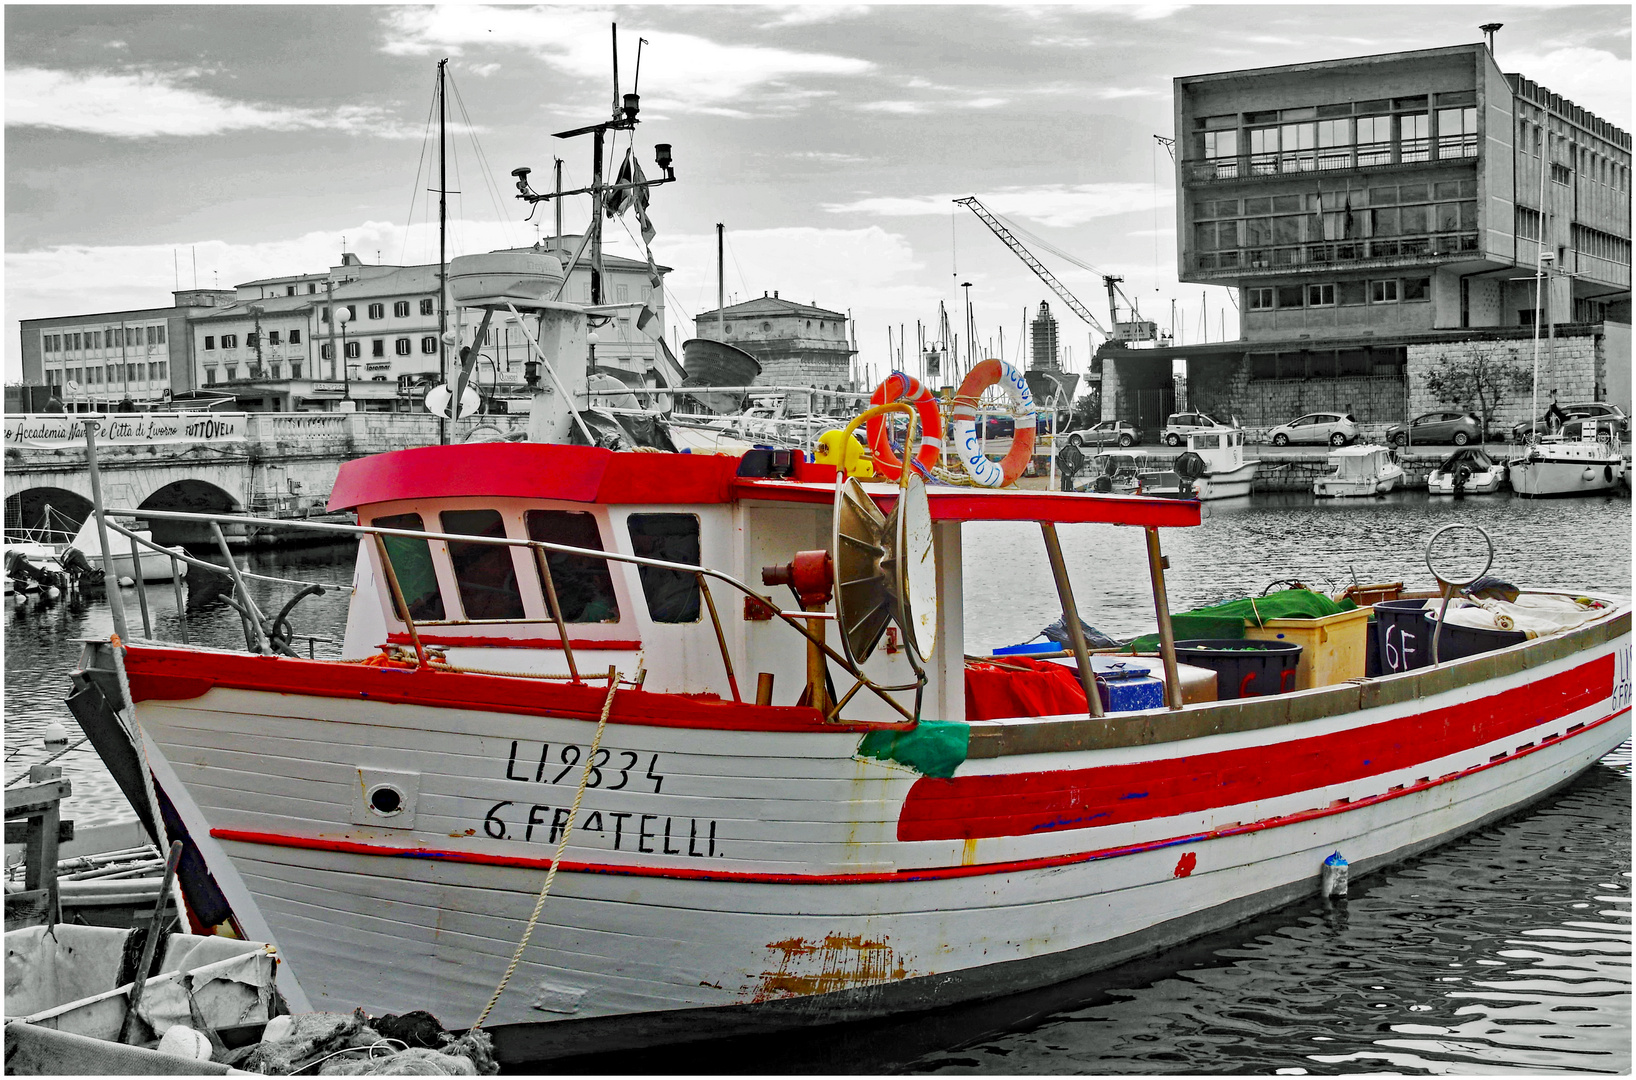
[898,657,1615,841]
[385,633,643,651]
[206,710,1623,885]
[119,644,904,733]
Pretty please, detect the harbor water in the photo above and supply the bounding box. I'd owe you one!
[5,490,1629,1072]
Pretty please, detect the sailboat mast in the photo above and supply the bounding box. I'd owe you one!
[717,223,725,337]
[438,58,449,443]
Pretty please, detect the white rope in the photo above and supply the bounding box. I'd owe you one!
[471,665,620,1030]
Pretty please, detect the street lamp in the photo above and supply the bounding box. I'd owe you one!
[335,306,352,406]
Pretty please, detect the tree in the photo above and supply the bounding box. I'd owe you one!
[1419,342,1532,446]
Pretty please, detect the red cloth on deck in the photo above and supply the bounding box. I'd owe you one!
[965,656,1088,721]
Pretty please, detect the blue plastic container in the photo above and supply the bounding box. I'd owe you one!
[1093,661,1166,712]
[1373,599,1433,674]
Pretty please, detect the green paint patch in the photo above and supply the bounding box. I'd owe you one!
[857,720,970,779]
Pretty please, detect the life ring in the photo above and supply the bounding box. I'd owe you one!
[951,358,1035,487]
[866,372,943,479]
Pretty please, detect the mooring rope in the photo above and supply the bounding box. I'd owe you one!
[471,665,621,1030]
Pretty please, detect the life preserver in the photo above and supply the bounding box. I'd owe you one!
[951,359,1035,487]
[866,372,944,479]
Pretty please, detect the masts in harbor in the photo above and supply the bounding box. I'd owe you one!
[437,57,449,445]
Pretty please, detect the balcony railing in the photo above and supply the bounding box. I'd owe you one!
[1193,232,1480,275]
[1187,142,1478,184]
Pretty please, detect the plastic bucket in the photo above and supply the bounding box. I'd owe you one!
[1423,610,1528,662]
[1373,599,1434,674]
[1174,639,1302,700]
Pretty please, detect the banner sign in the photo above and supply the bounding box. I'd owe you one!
[4,412,248,448]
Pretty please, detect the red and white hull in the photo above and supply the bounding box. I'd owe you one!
[121,615,1631,1060]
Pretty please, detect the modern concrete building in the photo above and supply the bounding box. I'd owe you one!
[691,292,856,407]
[1100,41,1631,435]
[18,240,672,414]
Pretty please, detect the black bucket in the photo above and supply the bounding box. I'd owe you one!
[1423,610,1528,663]
[1374,599,1434,674]
[1175,639,1302,700]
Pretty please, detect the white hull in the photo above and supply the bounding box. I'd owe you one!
[1190,460,1259,501]
[1426,467,1505,495]
[1508,453,1625,497]
[1313,464,1403,498]
[126,619,1631,1058]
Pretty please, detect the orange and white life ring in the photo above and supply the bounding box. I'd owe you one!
[952,358,1035,488]
[867,372,944,479]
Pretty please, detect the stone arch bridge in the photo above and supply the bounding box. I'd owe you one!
[5,411,524,546]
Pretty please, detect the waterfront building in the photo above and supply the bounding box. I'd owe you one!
[692,292,856,409]
[21,290,236,410]
[17,240,671,414]
[1100,41,1631,435]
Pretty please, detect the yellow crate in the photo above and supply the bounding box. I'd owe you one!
[1243,606,1371,689]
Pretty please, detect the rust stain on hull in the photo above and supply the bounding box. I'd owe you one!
[749,934,910,1002]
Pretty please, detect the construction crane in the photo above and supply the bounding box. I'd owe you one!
[954,196,1110,340]
[956,195,1158,346]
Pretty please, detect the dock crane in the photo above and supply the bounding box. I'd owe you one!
[954,196,1156,345]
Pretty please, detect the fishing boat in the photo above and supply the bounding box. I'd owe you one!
[1086,448,1150,493]
[1506,419,1626,497]
[1313,444,1405,498]
[1427,446,1507,495]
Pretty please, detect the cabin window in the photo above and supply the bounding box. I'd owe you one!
[371,513,446,621]
[440,510,526,620]
[626,514,701,623]
[525,510,619,622]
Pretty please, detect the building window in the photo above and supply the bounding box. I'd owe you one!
[368,303,385,320]
[1247,287,1273,310]
[394,300,410,318]
[289,329,301,344]
[1398,113,1429,162]
[1356,115,1391,165]
[395,337,412,356]
[321,344,334,360]
[1403,277,1430,302]
[204,336,216,350]
[1370,280,1399,303]
[345,305,357,320]
[270,362,282,379]
[321,306,330,323]
[286,286,296,296]
[1550,162,1572,185]
[291,361,302,378]
[268,330,281,345]
[1338,280,1367,306]
[371,339,385,357]
[308,283,318,294]
[1307,284,1335,307]
[1279,121,1316,173]
[615,284,630,302]
[205,368,217,385]
[1316,118,1351,169]
[421,335,438,354]
[1436,106,1477,158]
[246,333,258,348]
[221,333,238,348]
[420,298,434,316]
[226,366,239,381]
[345,341,361,359]
[1276,286,1304,308]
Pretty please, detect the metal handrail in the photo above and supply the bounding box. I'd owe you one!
[99,506,921,726]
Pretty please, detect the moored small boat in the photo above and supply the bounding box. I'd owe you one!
[1427,446,1507,495]
[1507,419,1626,497]
[66,516,188,584]
[1314,444,1405,498]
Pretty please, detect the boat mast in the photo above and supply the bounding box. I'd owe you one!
[438,57,449,445]
[717,223,725,337]
[1530,129,1548,442]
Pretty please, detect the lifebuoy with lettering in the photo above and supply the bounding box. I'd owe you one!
[866,372,944,479]
[951,358,1035,488]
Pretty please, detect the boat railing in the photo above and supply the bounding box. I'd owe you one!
[95,506,922,728]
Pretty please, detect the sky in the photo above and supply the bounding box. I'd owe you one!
[5,4,1631,386]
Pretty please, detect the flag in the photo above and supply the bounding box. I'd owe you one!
[606,149,662,289]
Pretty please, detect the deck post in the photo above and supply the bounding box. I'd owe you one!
[127,531,152,639]
[696,574,742,703]
[168,553,189,644]
[530,545,580,682]
[82,420,129,641]
[373,533,428,668]
[1039,522,1104,718]
[1144,525,1184,710]
[212,522,267,654]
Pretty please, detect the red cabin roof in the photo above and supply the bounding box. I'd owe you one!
[329,443,1199,528]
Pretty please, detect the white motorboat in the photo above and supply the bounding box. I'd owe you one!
[1507,419,1626,497]
[66,516,189,583]
[1427,447,1507,495]
[1313,444,1405,498]
[1085,449,1150,494]
[1178,428,1259,500]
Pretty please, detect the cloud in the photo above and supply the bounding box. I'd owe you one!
[5,67,411,138]
[858,96,1006,114]
[380,6,873,116]
[1503,46,1631,128]
[826,183,1170,229]
[758,5,871,27]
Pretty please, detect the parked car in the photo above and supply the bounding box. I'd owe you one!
[1512,402,1630,443]
[1386,411,1480,447]
[1059,420,1139,448]
[1268,412,1359,447]
[1160,412,1229,446]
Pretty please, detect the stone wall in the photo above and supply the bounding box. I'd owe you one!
[1187,355,1405,427]
[1405,332,1600,436]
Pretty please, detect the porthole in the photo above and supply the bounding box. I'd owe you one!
[368,784,405,817]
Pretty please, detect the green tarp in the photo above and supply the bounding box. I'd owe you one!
[1125,589,1357,652]
[856,719,970,778]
